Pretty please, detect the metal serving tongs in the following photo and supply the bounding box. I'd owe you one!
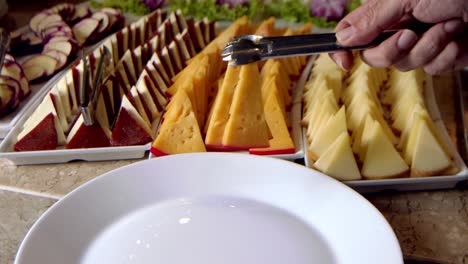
[222,22,433,66]
[79,46,111,126]
[0,28,11,71]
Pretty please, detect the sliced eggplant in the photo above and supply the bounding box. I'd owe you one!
[0,76,20,112]
[43,49,68,71]
[1,59,30,99]
[44,40,74,56]
[72,18,100,45]
[22,54,58,83]
[70,5,91,24]
[0,83,17,115]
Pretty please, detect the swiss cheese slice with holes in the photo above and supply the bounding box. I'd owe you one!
[222,63,269,149]
[151,89,206,156]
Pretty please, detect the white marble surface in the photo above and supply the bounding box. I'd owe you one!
[0,190,55,264]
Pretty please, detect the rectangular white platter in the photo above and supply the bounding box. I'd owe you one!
[0,85,151,164]
[301,65,468,193]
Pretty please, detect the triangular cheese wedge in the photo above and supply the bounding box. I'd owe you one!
[20,94,66,146]
[95,91,113,139]
[361,121,409,179]
[353,115,374,160]
[14,113,57,151]
[411,118,452,177]
[309,106,347,161]
[128,86,152,126]
[54,77,73,123]
[249,85,294,155]
[111,95,153,146]
[205,66,241,149]
[254,17,278,36]
[66,114,111,149]
[222,63,269,149]
[151,90,206,155]
[314,132,361,181]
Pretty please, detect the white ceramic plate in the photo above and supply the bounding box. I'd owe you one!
[15,153,402,264]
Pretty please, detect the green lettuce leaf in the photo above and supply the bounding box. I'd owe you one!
[90,0,150,16]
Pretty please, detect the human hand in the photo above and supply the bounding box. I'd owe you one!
[330,0,468,74]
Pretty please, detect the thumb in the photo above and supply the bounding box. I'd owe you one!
[335,0,414,46]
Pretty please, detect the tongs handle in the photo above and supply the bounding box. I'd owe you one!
[79,46,111,126]
[223,21,433,65]
[260,31,397,57]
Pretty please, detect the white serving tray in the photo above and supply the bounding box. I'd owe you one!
[0,85,151,164]
[301,68,468,192]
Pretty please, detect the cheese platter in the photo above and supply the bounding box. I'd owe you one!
[300,53,468,192]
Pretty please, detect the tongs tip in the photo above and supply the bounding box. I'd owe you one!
[221,35,266,66]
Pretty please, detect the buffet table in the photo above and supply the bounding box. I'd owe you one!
[1,2,468,264]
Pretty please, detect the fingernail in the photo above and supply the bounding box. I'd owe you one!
[335,57,345,70]
[397,30,418,50]
[336,26,355,43]
[444,20,463,34]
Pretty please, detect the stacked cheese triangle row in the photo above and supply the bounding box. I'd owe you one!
[302,54,360,180]
[384,68,454,177]
[343,57,409,179]
[151,17,252,155]
[151,17,312,156]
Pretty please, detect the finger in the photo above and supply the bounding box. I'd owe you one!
[394,19,465,71]
[329,51,354,72]
[423,41,459,75]
[335,0,414,46]
[411,0,468,23]
[360,29,418,68]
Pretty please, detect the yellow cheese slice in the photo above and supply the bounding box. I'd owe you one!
[361,120,409,179]
[314,132,361,181]
[254,17,277,36]
[309,106,347,161]
[151,90,206,155]
[205,66,241,148]
[411,118,452,177]
[222,62,270,149]
[249,86,294,154]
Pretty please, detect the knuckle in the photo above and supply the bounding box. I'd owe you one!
[422,34,443,57]
[447,41,460,59]
[394,60,413,72]
[358,3,382,30]
[362,50,392,68]
[423,65,442,75]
